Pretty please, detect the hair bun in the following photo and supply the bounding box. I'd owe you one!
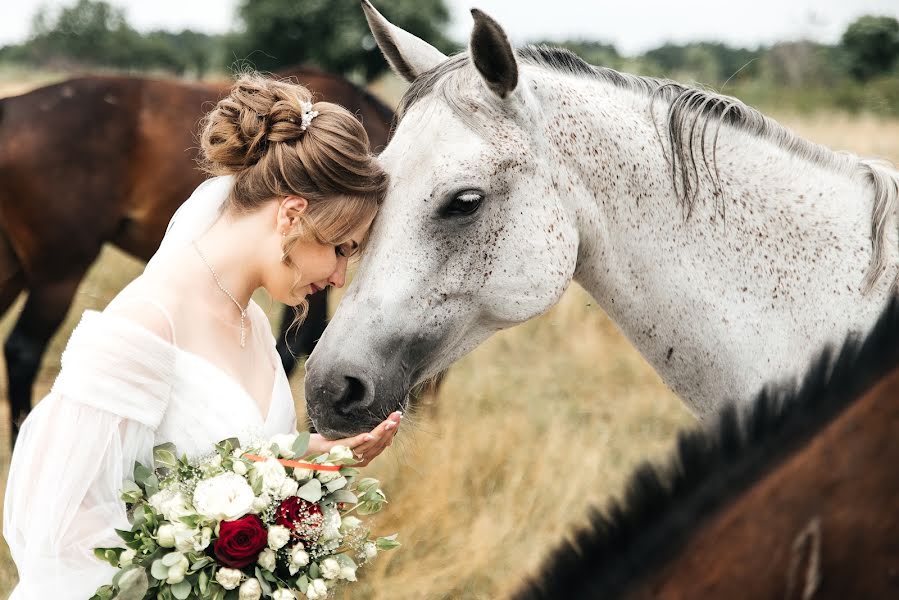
[200,75,317,175]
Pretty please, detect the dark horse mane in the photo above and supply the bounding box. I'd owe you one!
[515,297,899,599]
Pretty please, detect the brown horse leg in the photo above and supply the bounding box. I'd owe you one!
[277,287,329,376]
[4,274,85,447]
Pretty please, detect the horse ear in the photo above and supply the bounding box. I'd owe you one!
[361,0,447,83]
[469,9,518,99]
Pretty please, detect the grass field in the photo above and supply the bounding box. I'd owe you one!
[0,71,897,598]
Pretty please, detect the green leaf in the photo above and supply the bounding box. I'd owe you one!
[93,547,125,567]
[292,431,311,457]
[255,567,273,594]
[151,559,169,580]
[297,479,322,503]
[154,448,179,470]
[356,477,380,494]
[133,463,153,487]
[328,490,358,504]
[199,569,209,594]
[297,574,309,593]
[376,534,401,550]
[179,515,201,529]
[325,477,348,493]
[162,552,185,567]
[339,467,360,477]
[116,567,150,600]
[171,578,192,599]
[309,561,320,579]
[89,585,115,600]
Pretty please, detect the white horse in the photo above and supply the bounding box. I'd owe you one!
[304,1,899,438]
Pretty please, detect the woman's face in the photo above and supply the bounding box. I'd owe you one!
[265,197,373,306]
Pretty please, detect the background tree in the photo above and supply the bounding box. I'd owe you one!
[231,0,455,81]
[841,15,899,81]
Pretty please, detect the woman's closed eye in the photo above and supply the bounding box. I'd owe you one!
[335,241,360,258]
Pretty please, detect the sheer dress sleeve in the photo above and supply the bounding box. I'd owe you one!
[3,310,176,599]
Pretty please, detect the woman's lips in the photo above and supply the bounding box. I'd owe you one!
[309,283,321,294]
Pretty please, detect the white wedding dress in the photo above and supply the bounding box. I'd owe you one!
[3,176,298,599]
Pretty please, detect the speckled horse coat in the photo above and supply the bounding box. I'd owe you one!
[303,2,899,438]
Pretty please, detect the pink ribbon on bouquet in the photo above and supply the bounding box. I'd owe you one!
[243,454,341,472]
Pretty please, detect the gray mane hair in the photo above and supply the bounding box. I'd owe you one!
[396,45,899,293]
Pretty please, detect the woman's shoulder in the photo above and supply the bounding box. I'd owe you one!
[104,276,181,345]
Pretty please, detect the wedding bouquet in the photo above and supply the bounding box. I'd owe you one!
[91,432,398,600]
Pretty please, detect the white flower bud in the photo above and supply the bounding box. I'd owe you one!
[119,549,136,566]
[268,525,291,550]
[274,588,298,600]
[166,554,189,585]
[363,542,378,559]
[232,460,248,476]
[278,477,299,499]
[288,546,310,575]
[306,579,328,600]
[340,565,357,581]
[257,548,277,572]
[239,577,263,600]
[156,524,176,548]
[320,558,340,580]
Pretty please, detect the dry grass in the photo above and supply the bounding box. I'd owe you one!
[0,71,897,598]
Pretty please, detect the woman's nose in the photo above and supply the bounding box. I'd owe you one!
[329,258,348,288]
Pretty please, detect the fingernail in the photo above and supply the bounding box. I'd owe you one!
[396,410,403,416]
[385,423,394,430]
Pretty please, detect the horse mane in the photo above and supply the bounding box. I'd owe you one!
[397,45,899,292]
[513,296,899,600]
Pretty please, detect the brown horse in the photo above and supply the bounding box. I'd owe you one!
[515,298,899,599]
[0,66,394,445]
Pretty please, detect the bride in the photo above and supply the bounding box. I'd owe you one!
[3,74,402,598]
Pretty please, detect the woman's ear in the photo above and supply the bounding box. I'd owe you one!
[278,196,309,233]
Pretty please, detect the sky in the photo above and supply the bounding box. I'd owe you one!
[1,0,897,56]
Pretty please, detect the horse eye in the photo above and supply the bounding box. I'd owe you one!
[442,190,484,217]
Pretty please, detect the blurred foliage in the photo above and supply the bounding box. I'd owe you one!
[0,2,897,117]
[231,0,456,81]
[841,15,899,81]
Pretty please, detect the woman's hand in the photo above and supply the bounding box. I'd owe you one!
[305,411,402,467]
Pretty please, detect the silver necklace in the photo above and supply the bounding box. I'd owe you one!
[193,241,249,348]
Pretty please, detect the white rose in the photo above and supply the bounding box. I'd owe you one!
[363,541,378,559]
[267,525,291,550]
[320,558,341,580]
[119,549,136,566]
[274,589,297,600]
[157,524,176,548]
[166,554,189,585]
[239,578,263,600]
[215,567,243,590]
[251,492,272,514]
[193,473,255,521]
[232,460,248,476]
[288,546,310,575]
[306,578,328,600]
[257,548,276,572]
[148,489,193,522]
[173,522,198,553]
[340,565,357,581]
[278,477,299,499]
[254,458,287,492]
[270,433,299,457]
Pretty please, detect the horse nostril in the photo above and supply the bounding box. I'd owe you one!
[335,376,368,417]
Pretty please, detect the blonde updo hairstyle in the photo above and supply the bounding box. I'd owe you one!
[200,73,388,324]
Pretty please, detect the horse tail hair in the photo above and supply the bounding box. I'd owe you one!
[859,158,899,294]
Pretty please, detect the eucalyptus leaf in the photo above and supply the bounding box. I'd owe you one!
[199,569,209,593]
[298,574,309,593]
[376,534,401,550]
[116,566,150,600]
[309,561,320,579]
[133,463,153,487]
[154,448,179,470]
[151,559,169,580]
[162,552,184,567]
[171,578,192,600]
[328,490,358,504]
[297,478,322,503]
[255,567,273,594]
[292,431,311,457]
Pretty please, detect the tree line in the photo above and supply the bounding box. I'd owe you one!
[1,0,897,114]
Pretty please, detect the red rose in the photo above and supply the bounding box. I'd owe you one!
[213,514,268,568]
[276,496,324,544]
